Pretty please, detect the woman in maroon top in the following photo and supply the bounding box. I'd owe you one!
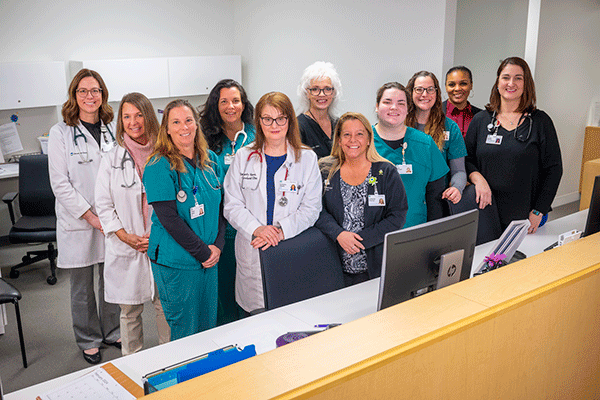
[443,66,482,138]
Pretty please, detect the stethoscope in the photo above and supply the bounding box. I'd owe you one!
[241,150,264,190]
[228,130,248,157]
[487,111,533,142]
[241,149,291,206]
[111,149,137,188]
[176,158,221,203]
[73,124,115,164]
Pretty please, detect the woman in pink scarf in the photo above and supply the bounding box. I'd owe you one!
[95,92,170,355]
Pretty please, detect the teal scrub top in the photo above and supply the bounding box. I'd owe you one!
[214,123,256,180]
[373,126,449,228]
[213,123,255,238]
[440,117,467,162]
[144,151,223,270]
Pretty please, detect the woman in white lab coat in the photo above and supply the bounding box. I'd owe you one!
[48,69,120,365]
[95,92,170,355]
[223,92,322,314]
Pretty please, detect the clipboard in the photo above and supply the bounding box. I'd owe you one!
[36,362,144,400]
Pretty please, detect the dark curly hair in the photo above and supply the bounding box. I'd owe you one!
[198,79,254,155]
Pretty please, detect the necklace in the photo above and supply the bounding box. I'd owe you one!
[499,112,521,126]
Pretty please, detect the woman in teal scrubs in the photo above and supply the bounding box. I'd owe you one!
[199,79,255,325]
[372,82,448,228]
[143,99,225,340]
[405,71,467,207]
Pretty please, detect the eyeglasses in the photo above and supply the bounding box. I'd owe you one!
[307,87,334,96]
[413,86,437,95]
[260,116,288,126]
[76,88,102,97]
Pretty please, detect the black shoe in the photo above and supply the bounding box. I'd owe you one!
[83,350,102,365]
[102,340,122,350]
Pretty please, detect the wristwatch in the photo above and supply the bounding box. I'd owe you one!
[532,209,542,216]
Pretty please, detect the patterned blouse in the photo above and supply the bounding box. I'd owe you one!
[340,171,370,274]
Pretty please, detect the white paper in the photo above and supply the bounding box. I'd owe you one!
[38,367,136,400]
[0,122,23,155]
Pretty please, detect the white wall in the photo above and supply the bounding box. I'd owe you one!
[233,0,451,119]
[454,0,528,108]
[535,0,600,205]
[0,0,234,62]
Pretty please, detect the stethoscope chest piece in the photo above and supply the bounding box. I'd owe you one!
[278,196,288,207]
[177,190,187,203]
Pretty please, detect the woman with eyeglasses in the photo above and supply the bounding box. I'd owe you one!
[199,79,255,325]
[48,69,120,364]
[465,57,562,233]
[95,92,170,355]
[315,112,407,287]
[223,92,322,314]
[143,99,225,340]
[406,71,467,207]
[443,66,482,138]
[372,82,448,228]
[296,61,342,158]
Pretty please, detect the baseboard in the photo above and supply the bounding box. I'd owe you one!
[552,192,580,208]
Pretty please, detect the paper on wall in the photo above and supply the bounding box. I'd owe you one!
[0,122,23,155]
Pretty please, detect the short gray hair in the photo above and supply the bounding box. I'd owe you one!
[297,61,342,118]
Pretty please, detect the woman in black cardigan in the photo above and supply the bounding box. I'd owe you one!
[315,112,408,287]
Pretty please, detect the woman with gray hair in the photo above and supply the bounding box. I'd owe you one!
[297,61,342,158]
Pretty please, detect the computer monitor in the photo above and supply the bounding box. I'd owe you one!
[377,209,478,311]
[583,175,600,237]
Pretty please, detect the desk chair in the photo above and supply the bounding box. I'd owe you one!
[0,278,27,368]
[259,227,344,310]
[448,184,502,245]
[2,155,57,285]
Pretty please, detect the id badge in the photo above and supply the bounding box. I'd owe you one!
[486,134,502,145]
[396,164,413,174]
[190,204,205,219]
[444,131,450,141]
[224,154,234,165]
[279,180,298,193]
[368,194,386,206]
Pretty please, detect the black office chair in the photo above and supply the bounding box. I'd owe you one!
[447,184,502,245]
[2,155,58,285]
[0,278,27,368]
[259,227,345,310]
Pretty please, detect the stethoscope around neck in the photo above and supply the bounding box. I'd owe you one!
[176,158,221,203]
[73,123,115,164]
[110,148,137,188]
[487,111,533,142]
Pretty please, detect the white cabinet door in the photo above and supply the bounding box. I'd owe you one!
[70,59,170,102]
[0,62,67,109]
[168,55,242,97]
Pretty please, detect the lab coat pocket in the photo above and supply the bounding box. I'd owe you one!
[106,232,137,259]
[57,207,92,231]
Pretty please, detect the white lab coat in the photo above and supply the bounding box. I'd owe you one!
[48,120,116,268]
[95,145,154,305]
[223,143,322,312]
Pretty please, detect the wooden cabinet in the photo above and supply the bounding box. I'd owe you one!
[0,62,67,109]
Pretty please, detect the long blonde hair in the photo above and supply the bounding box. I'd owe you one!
[320,112,391,182]
[148,99,212,173]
